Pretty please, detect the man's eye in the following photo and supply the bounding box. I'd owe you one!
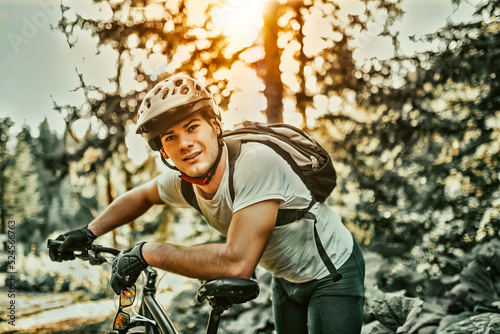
[188,125,199,132]
[164,135,175,142]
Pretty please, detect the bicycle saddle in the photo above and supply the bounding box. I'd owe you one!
[196,278,259,304]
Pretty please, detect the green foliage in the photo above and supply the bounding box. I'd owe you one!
[448,239,500,314]
[364,239,500,334]
[319,0,500,285]
[438,313,500,334]
[366,287,424,332]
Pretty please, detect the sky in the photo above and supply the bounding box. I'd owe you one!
[0,0,479,138]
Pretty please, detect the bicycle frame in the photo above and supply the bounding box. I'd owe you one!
[136,267,179,334]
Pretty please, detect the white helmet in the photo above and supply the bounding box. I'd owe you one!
[136,76,220,151]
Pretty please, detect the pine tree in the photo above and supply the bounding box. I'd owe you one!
[0,118,14,240]
[4,127,44,253]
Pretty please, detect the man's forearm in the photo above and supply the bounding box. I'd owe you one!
[88,188,155,237]
[141,242,255,280]
[140,200,278,281]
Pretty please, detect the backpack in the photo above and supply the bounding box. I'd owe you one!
[181,121,342,282]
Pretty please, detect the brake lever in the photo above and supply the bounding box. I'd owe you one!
[88,249,108,265]
[75,248,90,261]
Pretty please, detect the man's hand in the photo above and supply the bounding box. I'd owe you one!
[111,242,149,295]
[49,225,97,262]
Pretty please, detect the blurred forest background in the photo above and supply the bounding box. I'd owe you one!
[1,0,499,333]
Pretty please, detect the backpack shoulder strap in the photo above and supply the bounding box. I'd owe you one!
[225,138,242,202]
[181,179,201,214]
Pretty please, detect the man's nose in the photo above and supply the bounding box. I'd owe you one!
[178,133,194,151]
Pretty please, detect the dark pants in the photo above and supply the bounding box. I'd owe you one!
[272,237,365,334]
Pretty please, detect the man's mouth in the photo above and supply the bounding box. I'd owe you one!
[183,152,201,161]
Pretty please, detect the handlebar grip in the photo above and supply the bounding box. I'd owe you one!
[47,239,86,252]
[47,239,121,256]
[47,239,62,248]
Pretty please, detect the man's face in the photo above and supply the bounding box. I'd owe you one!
[160,114,220,178]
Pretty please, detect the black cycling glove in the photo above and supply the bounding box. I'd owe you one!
[49,225,97,262]
[110,242,149,295]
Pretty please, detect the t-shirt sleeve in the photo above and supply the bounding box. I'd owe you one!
[232,144,288,213]
[156,170,191,207]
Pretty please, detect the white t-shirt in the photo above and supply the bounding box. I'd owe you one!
[157,142,353,283]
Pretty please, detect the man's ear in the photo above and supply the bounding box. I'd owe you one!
[211,119,221,136]
[160,148,169,160]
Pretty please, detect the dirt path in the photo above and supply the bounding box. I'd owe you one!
[1,314,114,334]
[0,292,116,333]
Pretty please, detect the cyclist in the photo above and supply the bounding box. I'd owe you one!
[52,76,365,333]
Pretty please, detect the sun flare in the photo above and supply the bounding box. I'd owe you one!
[211,0,267,53]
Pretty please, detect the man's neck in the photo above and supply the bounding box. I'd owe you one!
[195,146,226,200]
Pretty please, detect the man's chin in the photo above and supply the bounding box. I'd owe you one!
[180,166,208,179]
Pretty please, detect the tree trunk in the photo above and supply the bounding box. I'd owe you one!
[294,2,310,129]
[261,1,283,124]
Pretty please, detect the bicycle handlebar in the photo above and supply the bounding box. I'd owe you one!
[47,239,121,265]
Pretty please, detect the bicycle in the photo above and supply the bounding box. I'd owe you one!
[47,239,260,334]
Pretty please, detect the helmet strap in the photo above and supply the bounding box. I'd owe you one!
[160,154,179,171]
[180,172,213,186]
